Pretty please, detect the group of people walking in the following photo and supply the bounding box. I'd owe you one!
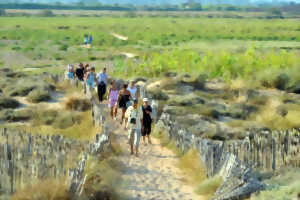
[67,63,153,157]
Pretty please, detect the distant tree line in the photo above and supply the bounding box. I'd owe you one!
[0,2,299,14]
[0,3,134,11]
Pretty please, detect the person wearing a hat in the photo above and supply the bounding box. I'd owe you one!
[125,99,142,157]
[141,98,153,145]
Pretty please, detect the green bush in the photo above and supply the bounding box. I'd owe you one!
[0,9,5,16]
[270,8,283,16]
[27,89,51,103]
[0,109,32,122]
[273,73,290,90]
[59,44,68,51]
[89,56,97,61]
[7,77,55,97]
[8,84,36,97]
[148,89,169,101]
[33,109,58,125]
[0,97,20,109]
[193,74,207,90]
[39,10,55,17]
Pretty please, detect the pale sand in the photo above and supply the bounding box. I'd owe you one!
[110,32,128,41]
[14,92,66,110]
[120,52,137,58]
[110,118,204,200]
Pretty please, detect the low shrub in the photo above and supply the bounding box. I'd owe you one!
[251,168,300,200]
[52,112,81,129]
[148,89,169,101]
[32,109,58,125]
[7,83,36,97]
[0,9,6,16]
[0,109,32,122]
[59,44,68,51]
[39,9,55,17]
[27,89,51,103]
[273,73,290,90]
[0,97,20,109]
[193,74,207,90]
[65,96,91,112]
[89,56,97,61]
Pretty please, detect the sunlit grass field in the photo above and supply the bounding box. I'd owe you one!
[0,16,299,87]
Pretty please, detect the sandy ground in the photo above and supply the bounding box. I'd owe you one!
[14,92,66,110]
[107,114,203,200]
[120,52,137,58]
[111,32,128,41]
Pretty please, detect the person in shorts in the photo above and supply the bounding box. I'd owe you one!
[125,100,142,157]
[141,98,153,145]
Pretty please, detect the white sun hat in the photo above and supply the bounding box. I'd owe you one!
[143,98,149,102]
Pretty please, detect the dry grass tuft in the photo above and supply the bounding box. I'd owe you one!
[195,176,223,199]
[253,98,300,130]
[84,157,126,200]
[12,178,71,200]
[178,149,206,185]
[230,78,246,90]
[28,110,98,140]
[152,128,182,156]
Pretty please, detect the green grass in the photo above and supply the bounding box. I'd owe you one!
[1,16,300,87]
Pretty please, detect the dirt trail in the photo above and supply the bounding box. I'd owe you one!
[110,32,128,41]
[107,114,203,200]
[15,92,66,110]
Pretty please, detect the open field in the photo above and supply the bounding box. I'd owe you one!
[0,16,300,82]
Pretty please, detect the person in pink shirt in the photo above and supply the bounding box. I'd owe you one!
[107,80,119,120]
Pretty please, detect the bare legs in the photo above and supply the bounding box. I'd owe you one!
[121,108,126,124]
[110,106,118,120]
[129,129,139,157]
[142,135,152,144]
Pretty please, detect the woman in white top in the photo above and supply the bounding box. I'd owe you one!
[125,100,142,157]
[127,80,138,100]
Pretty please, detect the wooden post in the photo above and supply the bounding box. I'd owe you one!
[272,137,276,171]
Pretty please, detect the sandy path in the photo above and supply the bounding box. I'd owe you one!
[110,32,128,41]
[120,52,137,58]
[14,92,66,110]
[108,117,202,200]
